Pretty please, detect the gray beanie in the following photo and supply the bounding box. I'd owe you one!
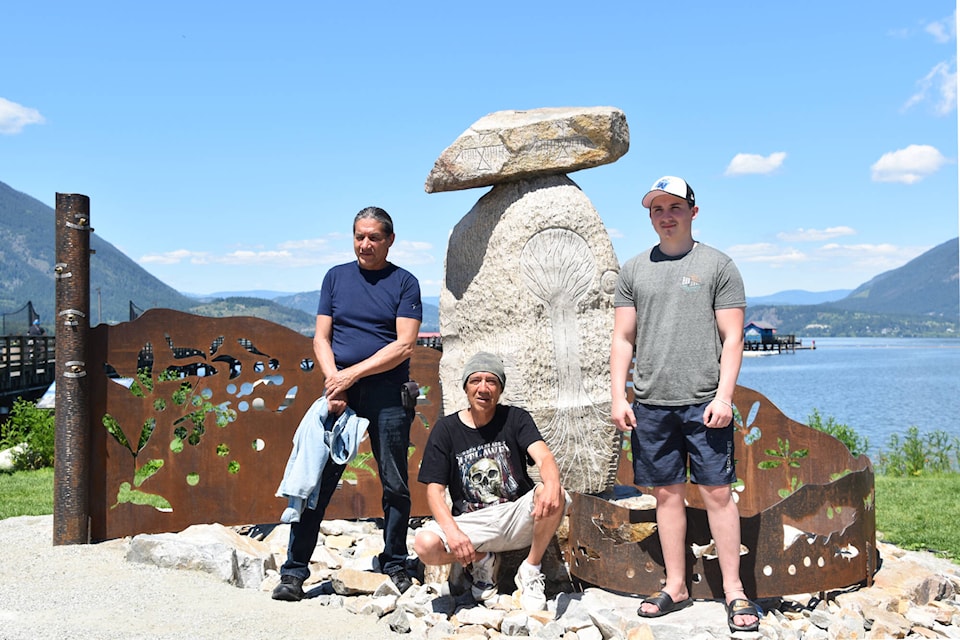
[461,352,506,389]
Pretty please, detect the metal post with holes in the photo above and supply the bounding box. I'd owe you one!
[53,193,91,544]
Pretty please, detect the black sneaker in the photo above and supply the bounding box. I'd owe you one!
[271,574,305,601]
[386,565,413,593]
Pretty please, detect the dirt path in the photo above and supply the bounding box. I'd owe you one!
[0,515,385,640]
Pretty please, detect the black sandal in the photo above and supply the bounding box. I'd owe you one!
[637,590,693,618]
[726,598,761,632]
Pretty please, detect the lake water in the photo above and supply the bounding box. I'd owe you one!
[736,337,960,460]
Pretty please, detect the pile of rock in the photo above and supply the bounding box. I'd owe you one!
[125,517,960,639]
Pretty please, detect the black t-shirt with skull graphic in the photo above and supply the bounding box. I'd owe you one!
[418,404,543,516]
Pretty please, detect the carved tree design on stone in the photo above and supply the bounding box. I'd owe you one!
[520,227,617,492]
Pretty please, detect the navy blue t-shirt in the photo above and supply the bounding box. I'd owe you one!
[317,261,422,385]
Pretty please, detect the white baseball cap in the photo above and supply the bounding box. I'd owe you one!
[641,176,696,208]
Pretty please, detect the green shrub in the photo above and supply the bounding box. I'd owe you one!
[876,426,959,476]
[806,408,870,458]
[0,398,55,471]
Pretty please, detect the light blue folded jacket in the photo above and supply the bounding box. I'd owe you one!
[275,396,370,523]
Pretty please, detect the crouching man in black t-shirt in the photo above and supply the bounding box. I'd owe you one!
[413,352,570,611]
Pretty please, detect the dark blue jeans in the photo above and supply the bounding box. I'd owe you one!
[281,378,412,580]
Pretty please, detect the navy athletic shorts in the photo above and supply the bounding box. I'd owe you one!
[630,400,737,487]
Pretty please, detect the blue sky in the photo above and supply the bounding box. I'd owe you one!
[2,2,957,298]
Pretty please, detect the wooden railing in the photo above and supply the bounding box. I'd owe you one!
[0,335,56,403]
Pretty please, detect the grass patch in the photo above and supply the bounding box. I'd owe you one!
[2,468,958,564]
[875,474,960,562]
[0,467,54,520]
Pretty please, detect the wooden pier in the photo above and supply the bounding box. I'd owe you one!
[743,334,810,355]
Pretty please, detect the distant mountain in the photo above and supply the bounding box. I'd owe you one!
[747,289,852,306]
[184,289,297,302]
[1,180,313,334]
[744,236,959,314]
[421,302,439,332]
[272,290,321,316]
[827,238,959,317]
[0,180,196,328]
[188,296,315,334]
[745,238,959,337]
[274,290,440,332]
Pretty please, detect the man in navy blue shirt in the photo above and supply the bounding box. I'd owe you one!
[273,206,423,600]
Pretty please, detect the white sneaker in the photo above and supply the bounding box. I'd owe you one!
[466,552,500,601]
[514,565,546,611]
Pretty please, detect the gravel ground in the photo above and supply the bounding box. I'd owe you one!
[0,515,385,640]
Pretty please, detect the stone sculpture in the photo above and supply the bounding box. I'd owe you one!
[426,106,628,494]
[425,106,628,194]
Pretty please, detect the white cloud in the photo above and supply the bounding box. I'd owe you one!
[777,227,857,242]
[418,278,443,294]
[870,144,948,183]
[903,60,958,115]
[925,13,956,43]
[139,249,210,265]
[936,64,959,115]
[137,237,437,271]
[724,152,787,176]
[730,241,930,291]
[0,97,45,134]
[278,238,331,251]
[402,240,434,251]
[726,243,807,264]
[820,242,900,256]
[220,250,295,265]
[141,247,336,268]
[390,239,437,265]
[819,242,928,272]
[220,249,356,268]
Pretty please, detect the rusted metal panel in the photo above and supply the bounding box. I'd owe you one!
[570,385,876,598]
[87,308,442,541]
[84,311,876,598]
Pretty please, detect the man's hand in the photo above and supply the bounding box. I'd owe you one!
[326,391,348,417]
[526,441,566,521]
[425,483,480,566]
[323,369,358,401]
[532,481,565,521]
[611,396,637,432]
[703,398,733,428]
[444,525,479,565]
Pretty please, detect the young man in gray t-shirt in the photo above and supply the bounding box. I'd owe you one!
[610,176,759,633]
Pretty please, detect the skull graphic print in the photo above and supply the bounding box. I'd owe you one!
[457,441,521,512]
[469,458,503,505]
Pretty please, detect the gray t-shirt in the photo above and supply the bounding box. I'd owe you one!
[614,242,745,405]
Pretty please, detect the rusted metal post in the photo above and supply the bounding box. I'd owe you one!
[53,193,91,545]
